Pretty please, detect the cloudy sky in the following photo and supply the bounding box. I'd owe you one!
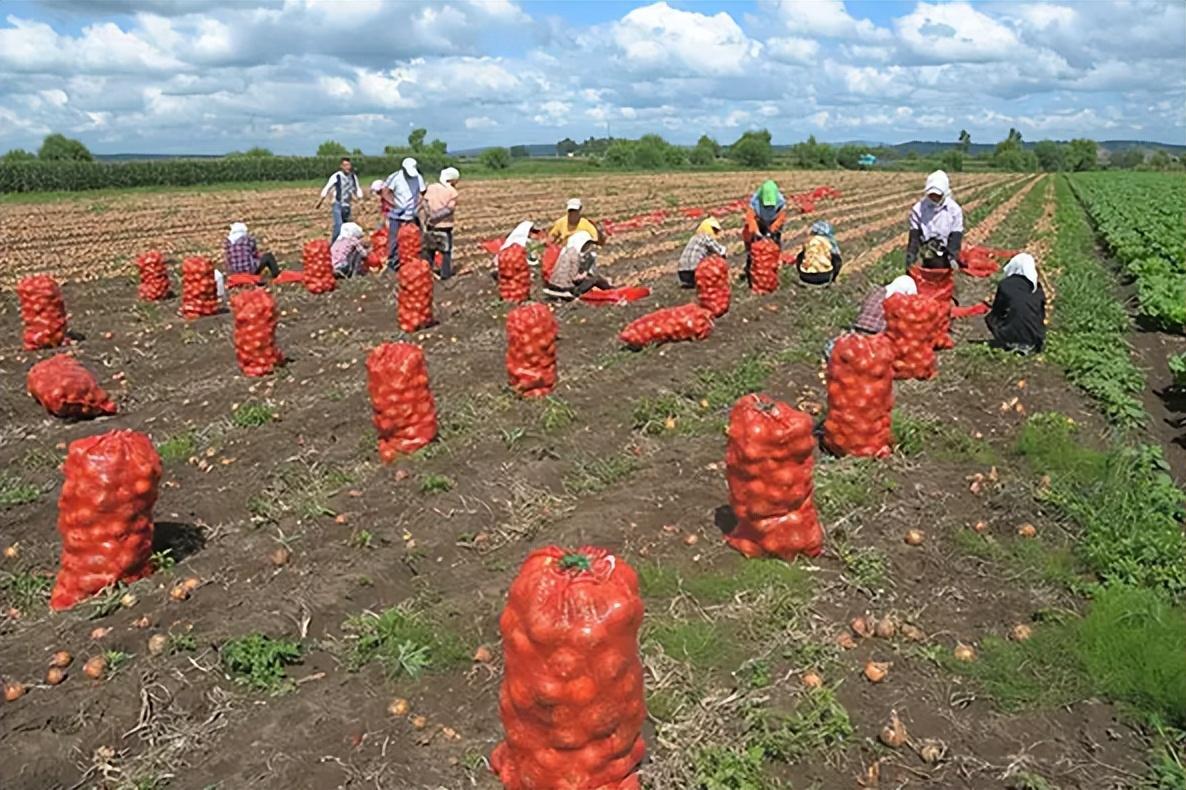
[1,0,1183,155]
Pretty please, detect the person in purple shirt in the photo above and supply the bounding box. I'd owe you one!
[223,222,280,278]
[905,170,964,270]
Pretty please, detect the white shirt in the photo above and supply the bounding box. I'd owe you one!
[320,171,362,205]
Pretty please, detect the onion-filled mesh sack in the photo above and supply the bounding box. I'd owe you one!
[498,245,531,303]
[397,258,435,333]
[506,303,557,398]
[695,255,731,317]
[822,334,894,458]
[908,266,955,349]
[51,430,161,611]
[27,354,117,419]
[17,275,68,350]
[491,546,646,790]
[135,250,172,301]
[302,239,335,295]
[619,304,714,350]
[540,244,561,282]
[366,228,388,271]
[724,394,823,560]
[884,293,944,381]
[366,342,437,462]
[749,238,781,294]
[231,288,284,377]
[397,222,422,268]
[180,257,220,319]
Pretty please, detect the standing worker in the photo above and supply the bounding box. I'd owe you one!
[421,167,460,280]
[370,180,391,230]
[381,157,425,271]
[677,217,727,287]
[548,198,604,246]
[742,180,787,283]
[905,170,964,270]
[316,157,363,243]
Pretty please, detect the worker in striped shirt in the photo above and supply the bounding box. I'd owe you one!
[315,157,363,243]
[677,217,726,287]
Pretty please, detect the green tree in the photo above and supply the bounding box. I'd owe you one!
[38,133,92,162]
[2,148,36,162]
[958,129,971,153]
[479,146,511,170]
[790,135,836,168]
[939,149,964,173]
[992,129,1036,171]
[697,134,721,157]
[556,137,578,156]
[729,129,773,168]
[408,128,428,152]
[1066,138,1098,171]
[1033,140,1067,171]
[242,147,274,157]
[836,145,864,169]
[1149,149,1173,170]
[351,147,364,157]
[317,140,349,157]
[1110,147,1145,169]
[510,145,530,159]
[604,140,633,167]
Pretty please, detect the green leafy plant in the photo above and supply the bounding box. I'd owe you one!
[231,402,276,428]
[419,473,454,494]
[0,474,41,506]
[341,605,467,679]
[220,634,303,693]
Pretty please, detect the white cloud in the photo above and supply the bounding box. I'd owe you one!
[895,2,1020,63]
[766,36,819,64]
[765,0,889,41]
[611,2,760,76]
[464,115,497,129]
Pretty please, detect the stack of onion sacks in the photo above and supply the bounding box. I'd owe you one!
[749,238,781,294]
[27,354,117,419]
[822,333,894,457]
[180,257,220,318]
[505,303,557,397]
[231,288,284,376]
[134,251,172,301]
[908,266,955,349]
[498,245,531,303]
[366,342,437,462]
[17,275,68,350]
[619,304,714,350]
[884,293,945,380]
[302,239,335,294]
[695,255,730,317]
[398,259,435,333]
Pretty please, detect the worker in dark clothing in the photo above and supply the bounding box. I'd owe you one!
[986,253,1046,354]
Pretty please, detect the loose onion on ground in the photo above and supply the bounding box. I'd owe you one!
[49,650,73,669]
[83,655,108,679]
[879,710,908,748]
[864,660,891,683]
[4,681,27,701]
[953,643,977,662]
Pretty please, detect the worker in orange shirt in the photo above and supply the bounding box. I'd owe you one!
[742,179,786,285]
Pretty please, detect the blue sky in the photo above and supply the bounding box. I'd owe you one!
[1,0,1183,155]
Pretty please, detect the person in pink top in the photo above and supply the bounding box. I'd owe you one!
[330,222,368,278]
[421,167,459,279]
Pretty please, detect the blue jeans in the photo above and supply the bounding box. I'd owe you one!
[331,203,352,243]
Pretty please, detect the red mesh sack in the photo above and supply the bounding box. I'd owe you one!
[695,255,730,317]
[398,258,435,333]
[50,430,161,611]
[724,394,823,560]
[180,257,220,319]
[366,228,388,271]
[506,303,557,398]
[884,293,945,381]
[397,222,422,268]
[618,304,714,350]
[17,275,68,350]
[366,342,437,462]
[491,546,646,790]
[749,238,780,294]
[540,244,561,282]
[908,266,955,349]
[27,354,117,419]
[231,288,284,377]
[822,334,894,458]
[498,245,531,303]
[302,239,335,295]
[135,251,172,301]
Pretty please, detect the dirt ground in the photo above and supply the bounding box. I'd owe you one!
[0,171,1160,789]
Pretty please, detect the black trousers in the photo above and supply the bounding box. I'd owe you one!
[678,270,696,288]
[257,252,280,277]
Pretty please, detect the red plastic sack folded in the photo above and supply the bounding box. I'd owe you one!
[725,394,823,560]
[952,303,990,319]
[884,293,945,381]
[135,251,172,301]
[498,245,531,303]
[506,303,557,397]
[302,239,335,295]
[822,334,894,457]
[579,286,651,304]
[397,223,422,268]
[398,258,434,333]
[272,270,305,285]
[749,238,780,294]
[180,257,220,319]
[226,273,262,289]
[695,255,730,317]
[231,288,284,376]
[491,546,646,790]
[909,266,955,349]
[27,354,117,419]
[51,430,161,611]
[17,275,68,350]
[366,342,437,462]
[619,304,714,350]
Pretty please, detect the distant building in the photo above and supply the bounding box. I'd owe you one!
[858,153,877,168]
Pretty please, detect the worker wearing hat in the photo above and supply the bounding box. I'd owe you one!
[547,197,605,247]
[381,157,426,271]
[677,217,726,287]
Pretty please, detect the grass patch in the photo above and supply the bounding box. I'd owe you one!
[891,411,998,465]
[0,569,52,612]
[538,396,577,433]
[743,686,853,762]
[220,634,303,694]
[439,391,513,439]
[0,474,41,507]
[947,342,1025,379]
[342,603,469,679]
[156,432,198,463]
[247,458,355,525]
[638,558,809,607]
[418,473,454,494]
[692,745,773,789]
[563,451,640,495]
[17,447,61,473]
[632,354,772,437]
[814,457,892,522]
[231,402,276,428]
[647,619,742,671]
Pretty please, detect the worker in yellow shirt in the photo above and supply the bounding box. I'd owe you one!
[548,198,606,246]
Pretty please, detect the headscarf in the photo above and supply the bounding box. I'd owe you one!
[339,222,363,240]
[1003,252,1038,292]
[810,220,840,256]
[885,275,918,298]
[924,170,951,203]
[751,180,786,224]
[227,222,248,244]
[501,220,534,251]
[566,230,593,252]
[370,179,384,193]
[758,180,781,207]
[401,157,419,178]
[696,217,722,236]
[440,167,459,185]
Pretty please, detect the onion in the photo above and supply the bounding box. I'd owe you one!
[918,739,946,764]
[801,671,823,689]
[849,615,873,638]
[835,632,858,650]
[900,623,927,642]
[269,547,291,567]
[903,529,925,546]
[473,645,493,663]
[3,681,26,702]
[2,544,19,559]
[89,627,112,640]
[878,710,907,748]
[873,616,897,640]
[147,634,170,656]
[410,714,428,730]
[387,697,410,717]
[683,533,699,546]
[49,650,73,669]
[971,520,988,533]
[132,616,152,629]
[863,660,891,683]
[45,667,67,686]
[83,655,107,679]
[120,593,138,608]
[1017,523,1037,538]
[1009,624,1033,642]
[952,643,977,662]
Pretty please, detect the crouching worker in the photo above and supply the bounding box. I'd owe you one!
[224,222,280,279]
[331,222,368,278]
[823,275,916,359]
[742,179,786,283]
[677,218,727,288]
[543,231,613,301]
[986,253,1046,354]
[795,221,842,286]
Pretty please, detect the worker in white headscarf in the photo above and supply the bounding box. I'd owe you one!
[381,157,426,271]
[986,253,1045,354]
[223,221,280,277]
[543,230,613,301]
[824,275,917,359]
[331,222,368,278]
[905,170,964,270]
[421,167,460,279]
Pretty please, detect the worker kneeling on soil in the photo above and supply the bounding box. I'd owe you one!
[331,222,369,278]
[543,231,613,301]
[985,253,1046,355]
[823,275,917,359]
[742,179,787,284]
[677,218,727,288]
[794,221,843,286]
[224,222,280,279]
[548,198,605,246]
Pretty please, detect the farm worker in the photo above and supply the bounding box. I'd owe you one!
[677,217,727,288]
[543,231,613,301]
[823,275,916,358]
[794,220,843,286]
[742,179,787,283]
[421,167,460,280]
[370,180,391,230]
[223,222,280,278]
[315,157,363,243]
[381,157,426,271]
[986,253,1046,354]
[905,170,964,270]
[548,198,604,246]
[331,222,368,279]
